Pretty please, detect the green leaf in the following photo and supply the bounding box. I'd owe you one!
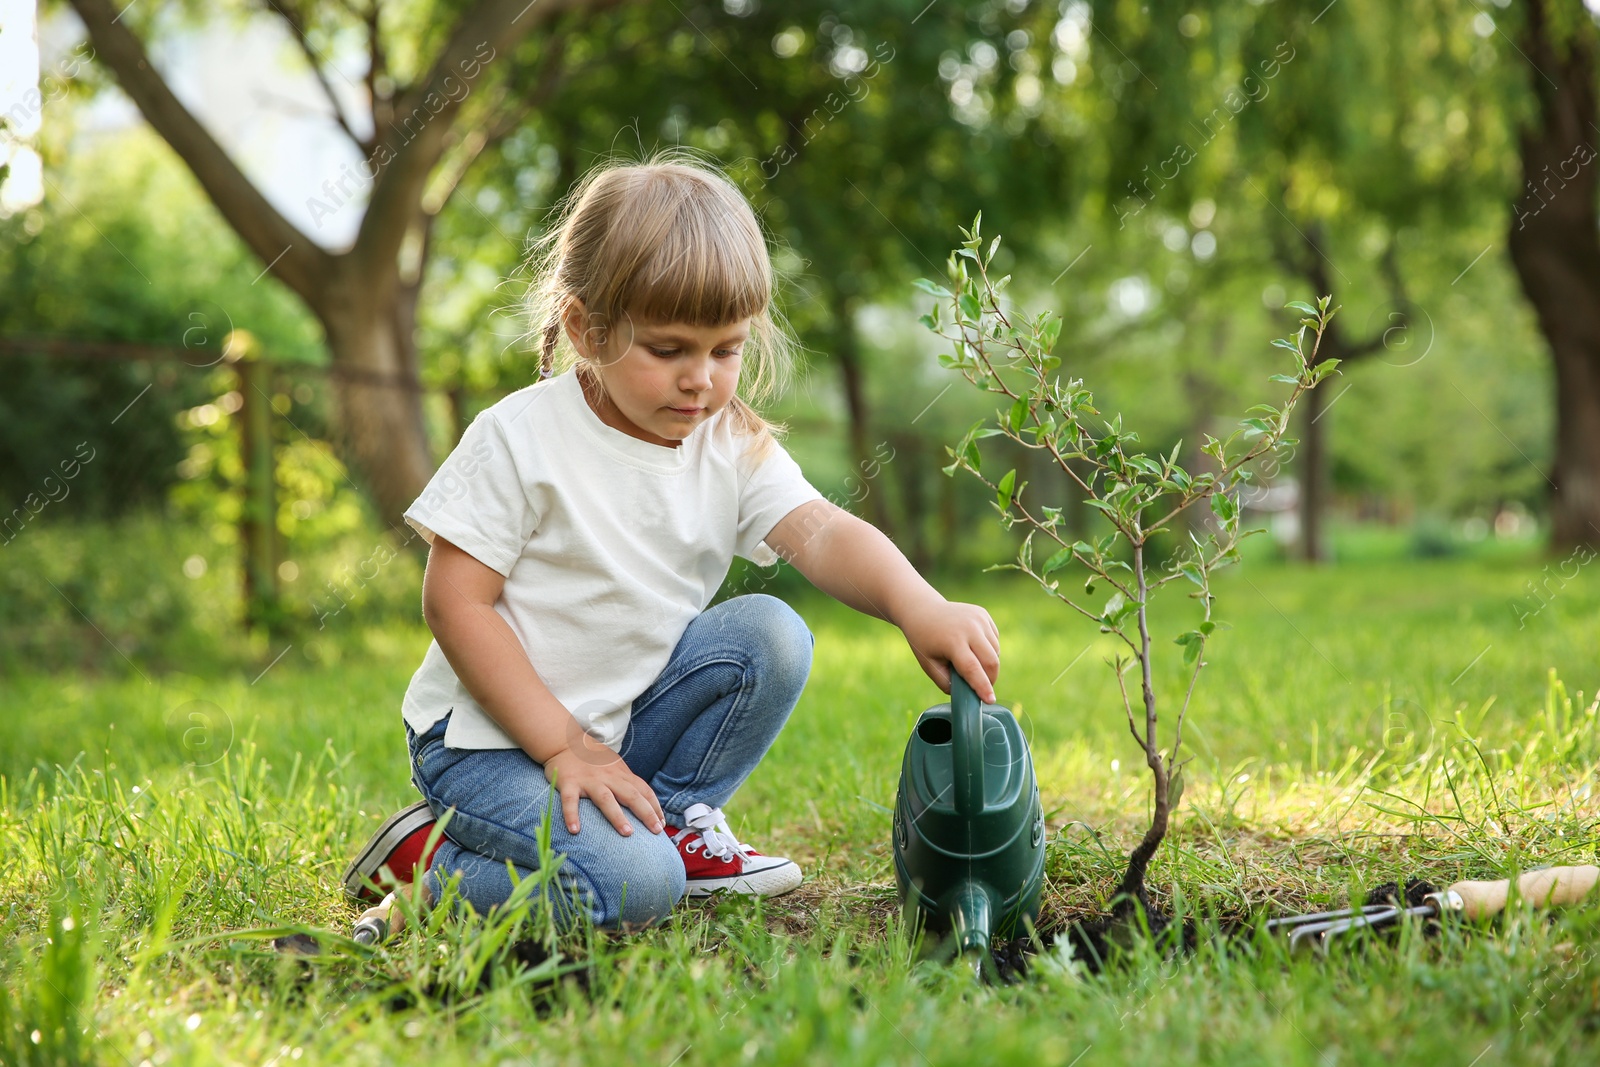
[1268,373,1299,384]
[1101,592,1126,623]
[913,278,952,298]
[1270,338,1300,353]
[958,292,982,320]
[1167,768,1186,809]
[1040,316,1062,352]
[1284,300,1318,316]
[1178,561,1204,586]
[1008,396,1030,433]
[1127,455,1163,476]
[1041,546,1074,575]
[997,468,1016,511]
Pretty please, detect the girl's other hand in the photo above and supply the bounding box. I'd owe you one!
[544,737,666,837]
[899,598,1001,703]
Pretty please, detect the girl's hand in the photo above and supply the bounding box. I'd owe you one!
[899,597,1001,703]
[544,735,665,837]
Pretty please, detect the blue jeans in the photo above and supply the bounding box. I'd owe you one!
[405,594,813,928]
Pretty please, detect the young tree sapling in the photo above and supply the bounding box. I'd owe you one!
[917,217,1341,926]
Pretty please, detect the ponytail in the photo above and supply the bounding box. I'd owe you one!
[540,313,560,380]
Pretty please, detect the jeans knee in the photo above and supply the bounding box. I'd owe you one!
[724,593,813,689]
[610,837,687,927]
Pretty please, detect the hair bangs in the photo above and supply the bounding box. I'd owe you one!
[623,231,768,328]
[605,175,770,330]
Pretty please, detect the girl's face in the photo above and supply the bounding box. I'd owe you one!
[567,305,750,449]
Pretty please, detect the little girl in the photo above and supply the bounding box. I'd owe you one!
[342,154,1001,930]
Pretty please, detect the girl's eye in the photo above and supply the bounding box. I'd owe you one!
[715,347,744,358]
[648,347,678,357]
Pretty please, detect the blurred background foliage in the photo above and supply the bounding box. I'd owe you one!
[0,0,1580,672]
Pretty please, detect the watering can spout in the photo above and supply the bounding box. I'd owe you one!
[948,880,993,957]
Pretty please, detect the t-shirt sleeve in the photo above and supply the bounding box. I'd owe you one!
[733,434,825,565]
[403,411,538,578]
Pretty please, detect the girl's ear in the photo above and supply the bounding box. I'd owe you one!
[562,298,592,358]
[564,298,623,360]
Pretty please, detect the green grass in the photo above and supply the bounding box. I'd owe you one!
[4,545,1600,1065]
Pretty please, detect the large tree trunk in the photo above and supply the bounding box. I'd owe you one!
[320,276,436,532]
[1508,1,1600,550]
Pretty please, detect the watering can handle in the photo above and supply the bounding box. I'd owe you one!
[950,669,985,816]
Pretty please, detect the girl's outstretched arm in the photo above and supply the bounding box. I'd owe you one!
[765,499,1000,701]
[421,537,665,838]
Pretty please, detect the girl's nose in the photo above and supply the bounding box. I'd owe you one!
[681,357,714,392]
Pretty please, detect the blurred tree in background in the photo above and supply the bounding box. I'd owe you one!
[0,0,1591,666]
[61,0,616,530]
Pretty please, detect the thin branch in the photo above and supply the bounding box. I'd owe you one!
[1114,660,1143,749]
[66,0,330,304]
[1169,647,1204,769]
[355,0,615,277]
[263,0,369,151]
[1133,543,1161,771]
[421,30,571,217]
[367,1,390,135]
[945,316,1105,510]
[1168,566,1213,768]
[1026,574,1140,656]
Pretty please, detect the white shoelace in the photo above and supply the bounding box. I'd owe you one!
[670,803,751,862]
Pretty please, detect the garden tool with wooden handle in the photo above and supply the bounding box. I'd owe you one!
[1290,865,1600,953]
[270,891,402,955]
[352,891,400,945]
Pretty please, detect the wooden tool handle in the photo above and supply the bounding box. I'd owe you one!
[1450,865,1600,920]
[352,891,398,944]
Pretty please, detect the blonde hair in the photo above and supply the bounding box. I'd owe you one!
[525,151,795,458]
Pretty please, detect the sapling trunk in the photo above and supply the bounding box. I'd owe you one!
[918,217,1341,932]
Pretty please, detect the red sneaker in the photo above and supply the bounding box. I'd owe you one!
[669,803,803,898]
[341,800,444,904]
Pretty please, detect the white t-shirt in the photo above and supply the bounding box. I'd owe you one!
[400,367,824,751]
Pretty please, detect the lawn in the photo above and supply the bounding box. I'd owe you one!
[3,544,1600,1066]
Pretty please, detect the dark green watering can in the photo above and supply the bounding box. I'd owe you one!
[893,670,1045,963]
